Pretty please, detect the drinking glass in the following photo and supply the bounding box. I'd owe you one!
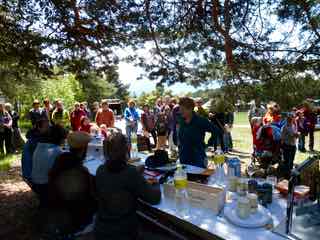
[266,175,278,194]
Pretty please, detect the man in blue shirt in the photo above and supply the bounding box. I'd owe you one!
[124,100,140,143]
[178,97,216,168]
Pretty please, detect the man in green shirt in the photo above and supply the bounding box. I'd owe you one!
[51,100,70,128]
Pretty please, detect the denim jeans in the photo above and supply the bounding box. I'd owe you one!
[126,124,138,143]
[213,130,225,152]
[298,133,306,151]
[223,132,233,151]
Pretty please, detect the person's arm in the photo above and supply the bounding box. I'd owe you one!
[248,109,252,122]
[51,110,57,124]
[110,110,115,127]
[203,118,217,145]
[133,168,161,205]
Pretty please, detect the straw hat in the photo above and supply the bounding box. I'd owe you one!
[67,131,91,149]
[33,99,40,105]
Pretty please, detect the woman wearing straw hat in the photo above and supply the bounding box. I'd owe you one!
[47,131,96,237]
[124,99,140,143]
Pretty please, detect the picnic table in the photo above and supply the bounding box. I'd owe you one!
[83,142,291,240]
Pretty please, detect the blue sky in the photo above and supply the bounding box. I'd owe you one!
[116,43,220,96]
[118,61,219,96]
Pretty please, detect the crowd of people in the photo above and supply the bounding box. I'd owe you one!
[0,102,24,155]
[248,99,318,177]
[15,95,239,239]
[1,95,318,239]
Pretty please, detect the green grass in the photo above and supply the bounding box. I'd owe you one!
[0,154,17,171]
[234,111,249,125]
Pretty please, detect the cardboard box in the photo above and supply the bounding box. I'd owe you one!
[163,181,226,215]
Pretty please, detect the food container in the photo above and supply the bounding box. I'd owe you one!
[187,182,226,215]
[248,193,258,214]
[237,178,248,197]
[163,181,226,215]
[229,176,238,192]
[237,197,251,219]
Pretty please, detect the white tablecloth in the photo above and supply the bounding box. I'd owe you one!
[83,153,289,240]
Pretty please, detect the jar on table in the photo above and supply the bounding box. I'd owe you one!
[237,197,251,219]
[229,176,238,192]
[248,193,258,214]
[237,178,248,197]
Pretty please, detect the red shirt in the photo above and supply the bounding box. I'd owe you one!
[95,109,115,127]
[141,112,156,131]
[70,109,86,131]
[80,123,92,133]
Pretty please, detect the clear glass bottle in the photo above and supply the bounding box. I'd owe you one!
[174,162,189,218]
[130,132,138,158]
[215,148,226,186]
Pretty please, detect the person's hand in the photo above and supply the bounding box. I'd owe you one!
[147,178,159,185]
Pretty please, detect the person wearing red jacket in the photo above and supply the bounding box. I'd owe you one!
[300,101,317,152]
[79,116,92,133]
[70,102,86,131]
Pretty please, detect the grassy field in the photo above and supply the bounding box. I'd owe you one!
[232,112,320,165]
[234,111,249,125]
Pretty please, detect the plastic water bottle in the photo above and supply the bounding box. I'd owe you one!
[131,133,138,159]
[215,148,226,186]
[174,161,189,218]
